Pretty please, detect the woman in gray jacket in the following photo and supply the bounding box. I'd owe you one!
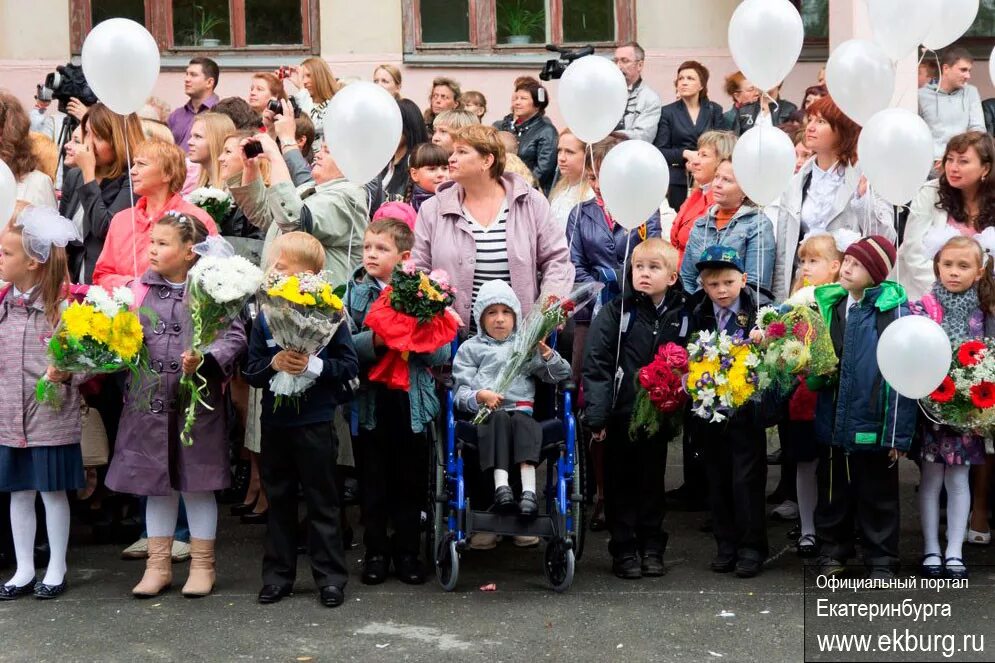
[771,97,895,302]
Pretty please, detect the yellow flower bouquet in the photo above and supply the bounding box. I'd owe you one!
[259,270,346,409]
[36,285,148,408]
[686,329,762,423]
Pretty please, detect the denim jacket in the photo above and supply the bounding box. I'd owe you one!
[678,204,775,294]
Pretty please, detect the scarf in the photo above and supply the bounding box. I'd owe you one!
[933,282,980,345]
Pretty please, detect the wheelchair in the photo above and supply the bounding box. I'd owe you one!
[425,339,586,592]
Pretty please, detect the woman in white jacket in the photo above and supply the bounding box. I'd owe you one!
[287,57,340,153]
[898,131,994,301]
[772,97,895,302]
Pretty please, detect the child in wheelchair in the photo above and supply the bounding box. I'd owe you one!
[452,280,571,517]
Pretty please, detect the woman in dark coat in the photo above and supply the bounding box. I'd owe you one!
[381,98,430,202]
[653,60,726,210]
[493,77,559,194]
[67,103,145,284]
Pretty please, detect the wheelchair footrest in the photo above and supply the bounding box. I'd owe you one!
[466,510,559,539]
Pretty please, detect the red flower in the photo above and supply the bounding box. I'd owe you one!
[792,321,810,340]
[957,340,987,367]
[658,343,689,371]
[767,321,787,339]
[561,299,576,313]
[930,376,956,403]
[970,381,995,408]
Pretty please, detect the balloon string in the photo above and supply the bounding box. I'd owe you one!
[612,231,632,401]
[125,136,138,282]
[894,50,928,110]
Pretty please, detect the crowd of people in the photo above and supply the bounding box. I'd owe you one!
[1,41,994,608]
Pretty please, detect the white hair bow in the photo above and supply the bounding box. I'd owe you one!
[975,227,995,266]
[15,206,81,263]
[921,225,962,261]
[192,235,235,259]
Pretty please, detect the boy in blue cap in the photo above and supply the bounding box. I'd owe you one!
[688,245,771,578]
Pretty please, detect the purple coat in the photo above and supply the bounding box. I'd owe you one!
[105,271,246,496]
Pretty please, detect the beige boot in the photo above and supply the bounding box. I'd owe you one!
[181,538,216,598]
[132,536,173,597]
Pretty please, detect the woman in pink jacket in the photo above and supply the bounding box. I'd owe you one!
[91,140,216,289]
[412,124,574,329]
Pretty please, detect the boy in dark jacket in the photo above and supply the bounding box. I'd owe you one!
[688,245,771,579]
[810,235,915,581]
[245,232,359,609]
[346,219,450,586]
[584,238,691,580]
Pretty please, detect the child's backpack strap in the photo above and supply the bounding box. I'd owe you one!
[918,293,943,324]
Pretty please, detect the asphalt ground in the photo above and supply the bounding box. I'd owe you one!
[1,442,994,663]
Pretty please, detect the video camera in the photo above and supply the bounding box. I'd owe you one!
[37,62,98,114]
[539,44,595,81]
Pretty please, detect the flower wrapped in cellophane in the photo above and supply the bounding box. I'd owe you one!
[922,338,995,432]
[754,304,838,396]
[260,270,346,408]
[36,285,148,408]
[472,281,603,425]
[362,260,461,391]
[186,187,233,226]
[180,237,263,445]
[686,329,761,423]
[628,342,689,440]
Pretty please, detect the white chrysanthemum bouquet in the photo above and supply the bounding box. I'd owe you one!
[186,187,233,226]
[180,237,263,445]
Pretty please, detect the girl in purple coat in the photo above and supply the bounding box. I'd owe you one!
[0,206,82,600]
[104,212,246,599]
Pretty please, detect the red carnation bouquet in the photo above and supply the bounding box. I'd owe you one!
[362,260,461,390]
[922,338,995,431]
[628,342,689,440]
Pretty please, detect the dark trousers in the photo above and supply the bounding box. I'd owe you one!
[702,423,769,560]
[605,421,669,557]
[477,409,542,473]
[259,421,347,589]
[681,426,710,502]
[356,389,427,559]
[815,446,900,569]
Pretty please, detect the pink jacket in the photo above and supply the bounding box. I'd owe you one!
[412,173,575,326]
[91,193,217,288]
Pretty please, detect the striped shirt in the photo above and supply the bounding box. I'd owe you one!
[466,202,511,331]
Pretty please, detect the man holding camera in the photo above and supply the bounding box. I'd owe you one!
[168,57,221,151]
[614,42,661,143]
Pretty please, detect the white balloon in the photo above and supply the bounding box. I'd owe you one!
[728,0,804,91]
[825,39,896,126]
[989,44,995,89]
[323,82,402,186]
[731,120,796,206]
[923,0,979,50]
[864,0,942,61]
[557,55,628,144]
[0,160,15,225]
[598,141,670,231]
[857,108,934,206]
[876,316,952,399]
[81,19,160,115]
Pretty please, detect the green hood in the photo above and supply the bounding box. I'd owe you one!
[813,280,907,328]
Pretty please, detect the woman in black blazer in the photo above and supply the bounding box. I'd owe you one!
[653,60,727,210]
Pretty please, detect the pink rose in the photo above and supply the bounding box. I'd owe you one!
[767,321,787,339]
[429,269,450,287]
[658,343,689,371]
[402,259,417,276]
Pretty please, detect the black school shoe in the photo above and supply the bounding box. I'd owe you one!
[393,554,426,585]
[361,555,390,585]
[519,491,538,518]
[34,580,67,599]
[0,578,36,600]
[494,486,515,512]
[641,552,666,577]
[710,552,737,573]
[257,583,293,604]
[735,557,763,578]
[612,553,642,580]
[319,585,345,608]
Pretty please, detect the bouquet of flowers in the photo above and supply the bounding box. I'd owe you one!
[686,329,761,423]
[186,187,233,226]
[628,342,689,440]
[260,270,346,409]
[922,338,995,431]
[362,260,461,391]
[180,237,263,445]
[36,285,147,408]
[472,281,603,425]
[754,304,838,396]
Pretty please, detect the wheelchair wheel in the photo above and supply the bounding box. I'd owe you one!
[544,538,575,592]
[436,535,459,592]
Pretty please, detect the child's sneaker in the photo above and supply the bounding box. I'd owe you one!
[512,535,540,548]
[613,553,642,579]
[770,500,799,521]
[816,556,846,578]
